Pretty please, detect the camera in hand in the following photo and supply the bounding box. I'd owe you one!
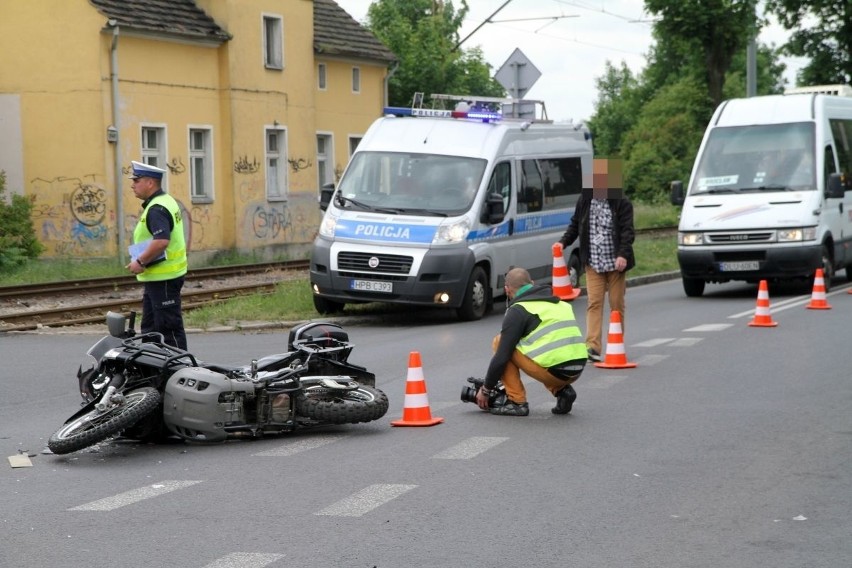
[460,377,506,407]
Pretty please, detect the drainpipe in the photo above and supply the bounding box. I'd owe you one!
[110,22,126,264]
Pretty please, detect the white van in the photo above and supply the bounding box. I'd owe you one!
[671,87,852,296]
[309,94,593,320]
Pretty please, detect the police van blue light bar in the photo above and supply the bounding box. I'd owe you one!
[383,106,502,123]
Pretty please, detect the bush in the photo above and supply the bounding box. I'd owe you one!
[0,170,44,271]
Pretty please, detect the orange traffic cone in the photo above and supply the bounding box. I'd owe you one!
[748,280,778,327]
[391,351,444,427]
[594,311,637,369]
[551,243,580,301]
[806,269,832,310]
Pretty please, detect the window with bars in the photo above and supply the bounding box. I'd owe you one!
[266,128,288,200]
[263,15,283,69]
[189,128,212,201]
[317,133,333,190]
[141,126,165,170]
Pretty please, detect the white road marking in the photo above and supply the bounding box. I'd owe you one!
[634,354,670,365]
[669,337,704,347]
[253,434,348,457]
[582,375,628,389]
[727,291,835,319]
[201,553,285,568]
[683,323,734,332]
[633,338,676,347]
[432,436,509,459]
[315,484,417,517]
[68,480,202,511]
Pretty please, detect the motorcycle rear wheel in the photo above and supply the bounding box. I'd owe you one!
[296,384,389,424]
[48,387,162,455]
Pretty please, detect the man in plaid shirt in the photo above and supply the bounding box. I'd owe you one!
[558,158,635,362]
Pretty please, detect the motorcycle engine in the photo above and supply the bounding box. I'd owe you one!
[162,367,256,442]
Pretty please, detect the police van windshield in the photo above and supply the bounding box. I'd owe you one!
[690,122,816,195]
[337,151,487,215]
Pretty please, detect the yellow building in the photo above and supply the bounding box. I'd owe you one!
[0,0,395,261]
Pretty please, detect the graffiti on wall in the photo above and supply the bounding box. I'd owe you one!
[288,157,312,172]
[30,175,112,257]
[234,155,260,174]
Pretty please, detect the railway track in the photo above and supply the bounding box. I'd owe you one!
[0,260,309,332]
[0,259,309,299]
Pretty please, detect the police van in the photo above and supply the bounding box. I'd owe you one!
[671,86,852,296]
[309,93,593,320]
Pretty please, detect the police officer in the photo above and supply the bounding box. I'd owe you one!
[126,161,188,350]
[476,267,587,416]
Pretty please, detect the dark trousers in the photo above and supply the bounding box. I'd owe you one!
[141,277,187,350]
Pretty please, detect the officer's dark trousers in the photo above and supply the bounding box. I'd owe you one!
[141,277,187,350]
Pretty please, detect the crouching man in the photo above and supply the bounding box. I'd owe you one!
[476,267,587,416]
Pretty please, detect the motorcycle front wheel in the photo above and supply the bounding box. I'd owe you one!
[48,387,162,455]
[296,384,389,424]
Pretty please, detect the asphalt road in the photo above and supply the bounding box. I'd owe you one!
[2,277,851,567]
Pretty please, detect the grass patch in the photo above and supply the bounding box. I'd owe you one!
[0,258,126,285]
[633,202,680,229]
[184,278,315,328]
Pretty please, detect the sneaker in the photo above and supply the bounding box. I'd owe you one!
[587,349,602,363]
[552,385,577,415]
[489,401,530,416]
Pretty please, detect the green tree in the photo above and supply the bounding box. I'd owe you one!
[0,171,44,271]
[586,62,642,158]
[620,78,710,203]
[366,0,504,106]
[765,0,852,86]
[644,0,761,108]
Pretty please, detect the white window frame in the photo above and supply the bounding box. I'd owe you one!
[262,14,283,70]
[188,126,213,202]
[348,135,362,158]
[140,125,167,172]
[266,126,288,201]
[317,62,327,90]
[316,132,334,191]
[351,66,361,94]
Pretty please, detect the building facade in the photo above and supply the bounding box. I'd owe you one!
[0,0,395,261]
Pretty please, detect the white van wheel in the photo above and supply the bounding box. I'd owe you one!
[313,295,345,315]
[820,245,833,292]
[682,277,705,297]
[457,266,488,321]
[568,253,582,288]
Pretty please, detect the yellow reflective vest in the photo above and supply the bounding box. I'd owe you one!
[133,193,187,282]
[515,300,586,366]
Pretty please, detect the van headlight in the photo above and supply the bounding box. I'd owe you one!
[433,218,471,244]
[678,232,704,246]
[778,227,817,242]
[319,214,338,238]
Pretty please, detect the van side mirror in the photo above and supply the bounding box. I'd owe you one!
[670,180,685,206]
[319,182,335,212]
[826,173,846,198]
[481,192,505,224]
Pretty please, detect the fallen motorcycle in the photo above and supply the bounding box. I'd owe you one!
[48,312,388,454]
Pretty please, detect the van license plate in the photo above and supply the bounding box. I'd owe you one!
[719,261,759,271]
[350,280,393,293]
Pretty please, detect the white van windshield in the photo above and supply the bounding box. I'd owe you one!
[690,122,816,195]
[336,152,487,215]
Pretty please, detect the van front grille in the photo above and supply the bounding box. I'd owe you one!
[337,252,413,274]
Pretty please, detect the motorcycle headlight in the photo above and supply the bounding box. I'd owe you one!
[433,218,471,244]
[103,348,122,359]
